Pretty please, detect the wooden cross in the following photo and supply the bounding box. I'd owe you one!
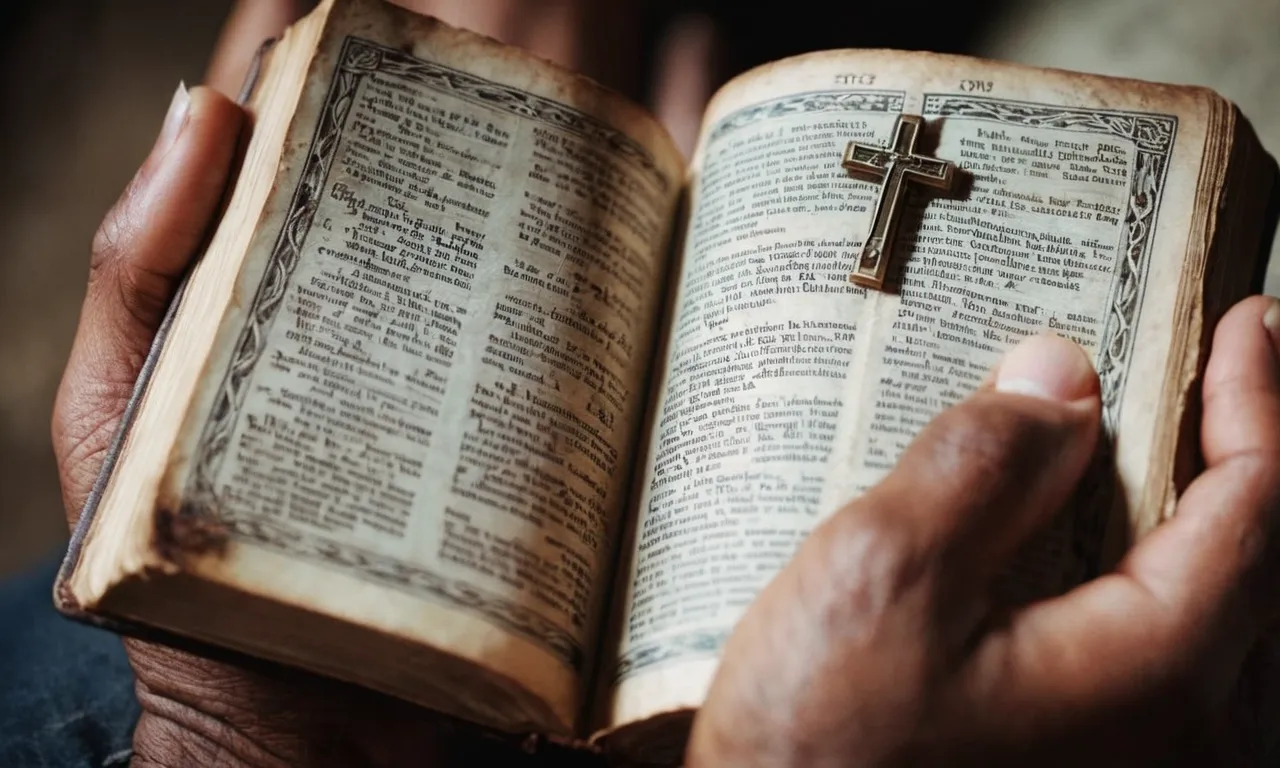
[842,114,957,290]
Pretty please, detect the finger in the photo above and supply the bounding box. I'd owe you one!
[52,86,244,520]
[406,0,645,96]
[650,13,719,158]
[690,337,1101,765]
[1122,295,1280,661]
[206,0,310,96]
[401,0,522,41]
[953,298,1280,759]
[87,87,244,333]
[842,334,1100,599]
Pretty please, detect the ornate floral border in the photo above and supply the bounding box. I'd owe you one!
[181,37,667,671]
[924,94,1177,605]
[228,516,582,667]
[611,93,1178,685]
[922,94,1177,429]
[348,40,667,190]
[610,628,728,685]
[705,90,905,144]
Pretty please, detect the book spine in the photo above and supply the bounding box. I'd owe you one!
[53,38,279,619]
[1255,154,1280,295]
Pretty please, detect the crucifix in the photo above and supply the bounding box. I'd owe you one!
[842,114,957,290]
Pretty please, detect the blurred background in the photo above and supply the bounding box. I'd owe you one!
[1,0,1277,578]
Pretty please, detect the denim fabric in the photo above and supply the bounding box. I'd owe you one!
[0,554,138,767]
[3,553,1279,766]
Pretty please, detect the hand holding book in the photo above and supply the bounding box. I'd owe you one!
[51,83,571,768]
[690,317,1280,765]
[50,79,1280,767]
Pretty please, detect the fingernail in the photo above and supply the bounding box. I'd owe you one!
[1263,298,1280,350]
[156,81,190,156]
[995,333,1098,403]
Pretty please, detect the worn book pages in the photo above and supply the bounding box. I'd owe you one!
[67,0,683,734]
[59,1,1275,752]
[599,50,1222,742]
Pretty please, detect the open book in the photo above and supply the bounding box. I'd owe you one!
[56,0,1278,762]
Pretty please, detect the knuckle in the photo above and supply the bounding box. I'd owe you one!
[90,188,138,273]
[52,391,127,516]
[915,399,1054,497]
[800,503,927,634]
[1231,450,1280,569]
[1215,295,1276,345]
[1237,449,1280,498]
[90,198,172,329]
[113,259,171,328]
[1203,370,1274,412]
[53,408,117,477]
[132,645,265,725]
[52,360,140,477]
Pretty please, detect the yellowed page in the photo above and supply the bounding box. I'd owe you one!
[77,0,683,733]
[602,50,1213,730]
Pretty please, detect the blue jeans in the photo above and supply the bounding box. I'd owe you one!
[0,554,138,767]
[5,554,1278,766]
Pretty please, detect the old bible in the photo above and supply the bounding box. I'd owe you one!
[56,0,1278,763]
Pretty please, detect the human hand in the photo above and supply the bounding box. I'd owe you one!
[207,0,651,101]
[690,305,1280,767]
[50,84,596,768]
[205,0,717,156]
[46,0,719,760]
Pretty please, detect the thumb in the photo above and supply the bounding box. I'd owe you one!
[649,13,719,158]
[690,336,1102,766]
[849,333,1102,604]
[52,85,244,521]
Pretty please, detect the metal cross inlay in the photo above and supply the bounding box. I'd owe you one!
[842,114,957,290]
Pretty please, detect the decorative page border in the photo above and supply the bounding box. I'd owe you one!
[611,93,1178,684]
[181,37,665,672]
[228,517,582,667]
[923,94,1177,608]
[353,41,667,191]
[706,89,905,144]
[922,94,1177,428]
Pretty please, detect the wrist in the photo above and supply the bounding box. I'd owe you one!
[130,701,276,768]
[125,643,304,768]
[131,715,263,768]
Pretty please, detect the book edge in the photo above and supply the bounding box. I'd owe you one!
[712,47,1227,110]
[52,37,279,620]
